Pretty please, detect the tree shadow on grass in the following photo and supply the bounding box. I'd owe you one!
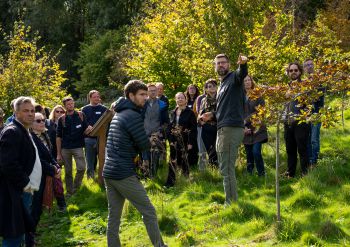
[36,183,108,246]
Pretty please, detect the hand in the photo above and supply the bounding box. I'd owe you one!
[84,125,93,135]
[23,184,33,194]
[237,53,248,65]
[197,117,205,126]
[57,154,63,162]
[201,112,213,122]
[285,90,292,99]
[187,144,193,150]
[55,168,61,178]
[244,127,252,134]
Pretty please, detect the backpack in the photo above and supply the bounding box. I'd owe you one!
[60,111,84,127]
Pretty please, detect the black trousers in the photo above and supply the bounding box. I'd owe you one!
[166,144,189,186]
[201,124,218,166]
[284,122,310,177]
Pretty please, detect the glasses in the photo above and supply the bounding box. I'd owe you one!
[206,85,215,89]
[289,69,299,73]
[216,61,228,65]
[55,110,64,114]
[35,119,45,123]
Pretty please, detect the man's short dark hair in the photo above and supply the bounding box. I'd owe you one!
[124,80,148,99]
[287,62,303,75]
[62,96,74,106]
[34,103,44,113]
[214,54,230,63]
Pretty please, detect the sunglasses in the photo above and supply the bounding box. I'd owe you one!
[35,119,45,123]
[206,85,215,89]
[289,69,299,73]
[55,110,65,113]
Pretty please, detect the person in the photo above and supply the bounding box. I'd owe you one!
[81,90,108,179]
[142,83,169,177]
[242,75,268,176]
[0,96,41,247]
[103,80,167,247]
[194,86,209,170]
[304,59,324,166]
[56,97,92,196]
[165,92,197,187]
[48,105,66,160]
[27,112,62,246]
[201,53,248,204]
[156,82,169,108]
[198,79,218,167]
[185,84,200,110]
[284,62,310,177]
[0,107,5,132]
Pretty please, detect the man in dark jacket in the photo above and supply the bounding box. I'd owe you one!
[0,96,41,247]
[284,62,310,177]
[103,80,166,247]
[202,53,248,204]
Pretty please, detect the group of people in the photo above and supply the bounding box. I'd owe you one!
[0,52,323,247]
[0,91,108,246]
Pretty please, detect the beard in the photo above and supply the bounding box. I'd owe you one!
[217,67,229,77]
[290,73,300,81]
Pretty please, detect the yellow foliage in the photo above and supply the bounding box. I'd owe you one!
[0,21,67,114]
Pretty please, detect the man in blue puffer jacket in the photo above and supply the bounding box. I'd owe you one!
[103,80,167,247]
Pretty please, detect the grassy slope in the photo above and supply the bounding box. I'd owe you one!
[34,108,350,247]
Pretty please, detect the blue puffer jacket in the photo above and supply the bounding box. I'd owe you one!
[103,97,150,180]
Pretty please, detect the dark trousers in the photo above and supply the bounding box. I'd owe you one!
[201,124,218,166]
[244,142,265,176]
[284,122,310,177]
[165,144,189,186]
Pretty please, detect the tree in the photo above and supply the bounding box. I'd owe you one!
[0,21,66,116]
[74,29,125,101]
[120,0,276,103]
[246,10,350,223]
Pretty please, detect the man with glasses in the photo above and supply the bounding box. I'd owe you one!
[201,53,248,204]
[284,62,310,177]
[142,84,169,177]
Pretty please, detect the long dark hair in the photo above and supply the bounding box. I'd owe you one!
[185,84,199,101]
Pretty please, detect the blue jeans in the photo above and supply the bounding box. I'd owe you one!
[2,192,32,247]
[308,123,321,164]
[85,137,97,178]
[244,142,265,176]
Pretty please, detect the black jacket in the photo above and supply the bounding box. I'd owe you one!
[243,97,268,145]
[0,119,36,238]
[167,106,197,147]
[215,64,248,129]
[103,97,150,180]
[31,132,57,177]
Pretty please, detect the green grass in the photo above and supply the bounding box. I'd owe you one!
[19,108,350,246]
